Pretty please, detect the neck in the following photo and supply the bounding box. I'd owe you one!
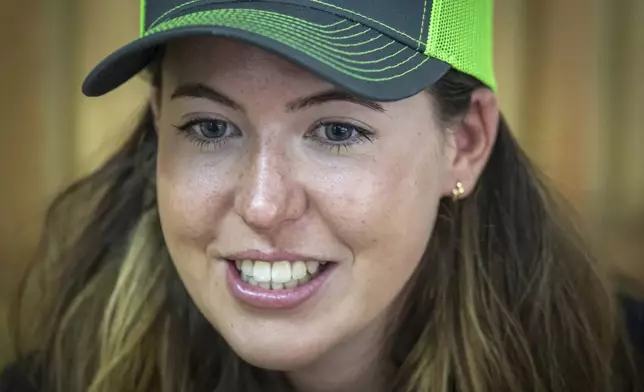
[286,314,393,392]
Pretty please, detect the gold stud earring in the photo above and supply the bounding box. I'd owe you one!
[452,182,465,201]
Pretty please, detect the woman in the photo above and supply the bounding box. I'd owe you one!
[2,0,642,391]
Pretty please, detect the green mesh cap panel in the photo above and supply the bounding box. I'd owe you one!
[426,0,497,90]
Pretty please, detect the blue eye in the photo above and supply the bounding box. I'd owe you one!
[308,121,376,153]
[180,119,236,139]
[195,120,230,139]
[323,123,355,142]
[174,118,241,149]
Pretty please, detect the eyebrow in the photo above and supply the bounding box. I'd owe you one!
[286,89,386,113]
[171,83,244,112]
[170,84,385,113]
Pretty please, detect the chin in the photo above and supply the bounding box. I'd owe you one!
[228,340,326,371]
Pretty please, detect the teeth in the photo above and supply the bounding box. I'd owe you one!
[306,261,319,275]
[292,261,307,280]
[233,259,326,290]
[241,260,254,276]
[271,261,292,283]
[253,261,272,283]
[284,280,298,289]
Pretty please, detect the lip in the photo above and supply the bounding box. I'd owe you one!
[226,250,328,263]
[226,261,335,310]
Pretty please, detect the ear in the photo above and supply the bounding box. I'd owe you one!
[443,88,499,198]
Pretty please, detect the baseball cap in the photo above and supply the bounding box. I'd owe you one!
[82,0,496,102]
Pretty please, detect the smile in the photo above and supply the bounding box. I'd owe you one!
[234,259,327,290]
[225,257,334,309]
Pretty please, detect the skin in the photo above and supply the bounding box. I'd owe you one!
[152,37,499,392]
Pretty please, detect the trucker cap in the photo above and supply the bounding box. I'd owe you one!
[82,0,496,101]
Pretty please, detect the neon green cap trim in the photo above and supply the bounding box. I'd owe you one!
[140,0,146,37]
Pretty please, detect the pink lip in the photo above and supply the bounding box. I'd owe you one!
[226,250,327,263]
[226,262,334,310]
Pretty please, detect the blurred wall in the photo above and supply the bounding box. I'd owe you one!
[1,0,50,362]
[1,0,643,365]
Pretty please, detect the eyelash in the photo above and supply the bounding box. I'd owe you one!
[172,117,377,153]
[307,121,377,153]
[173,117,238,150]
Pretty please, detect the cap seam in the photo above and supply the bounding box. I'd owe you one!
[153,4,350,31]
[148,12,429,81]
[149,0,426,49]
[305,0,424,47]
[417,0,428,50]
[149,0,204,30]
[148,11,414,64]
[147,9,382,48]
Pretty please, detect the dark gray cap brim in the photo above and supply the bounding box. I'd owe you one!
[82,3,450,101]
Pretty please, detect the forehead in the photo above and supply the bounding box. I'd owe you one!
[163,37,333,90]
[160,36,437,120]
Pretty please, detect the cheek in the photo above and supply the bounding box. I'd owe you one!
[312,135,444,245]
[155,132,241,319]
[155,133,232,258]
[306,139,445,311]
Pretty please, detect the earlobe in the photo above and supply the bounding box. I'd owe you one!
[446,88,500,198]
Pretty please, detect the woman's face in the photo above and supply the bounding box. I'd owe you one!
[154,37,456,370]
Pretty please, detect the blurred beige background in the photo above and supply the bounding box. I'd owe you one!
[1,0,643,366]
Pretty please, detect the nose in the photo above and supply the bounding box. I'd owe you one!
[234,144,307,233]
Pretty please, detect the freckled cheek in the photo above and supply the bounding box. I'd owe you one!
[305,162,438,261]
[303,166,399,243]
[156,149,234,244]
[308,167,436,313]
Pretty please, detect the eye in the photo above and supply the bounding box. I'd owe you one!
[173,117,241,149]
[186,119,234,139]
[307,121,376,152]
[323,123,355,142]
